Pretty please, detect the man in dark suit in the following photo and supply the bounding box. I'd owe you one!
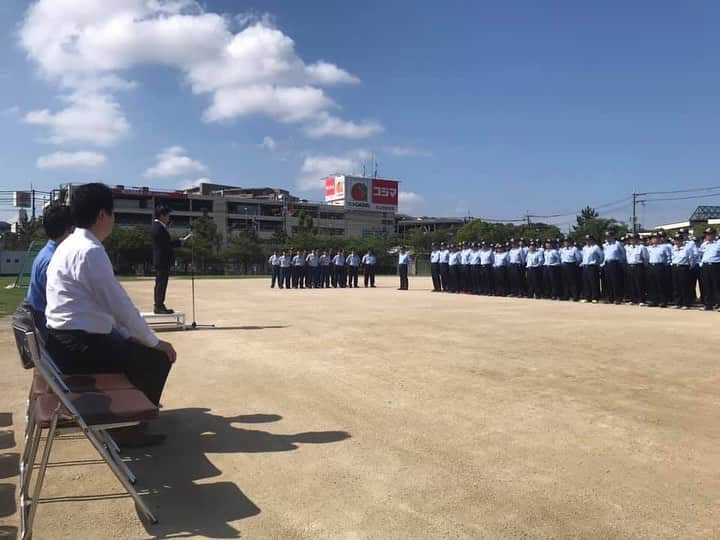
[151,206,189,314]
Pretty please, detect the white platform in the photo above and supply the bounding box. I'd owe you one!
[141,311,187,330]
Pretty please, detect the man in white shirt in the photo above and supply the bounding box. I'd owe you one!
[45,183,177,447]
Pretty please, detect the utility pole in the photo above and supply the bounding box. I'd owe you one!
[631,192,638,233]
[525,211,531,226]
[31,188,36,220]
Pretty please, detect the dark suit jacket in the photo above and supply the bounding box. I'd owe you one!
[151,220,181,270]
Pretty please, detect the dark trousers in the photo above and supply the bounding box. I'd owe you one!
[439,263,450,291]
[582,265,600,301]
[281,267,291,289]
[509,264,524,296]
[672,265,691,307]
[603,261,624,303]
[527,267,542,298]
[335,266,346,288]
[348,266,359,287]
[626,265,645,303]
[364,265,376,287]
[647,264,669,305]
[309,266,319,287]
[470,265,481,293]
[701,263,720,308]
[398,264,409,289]
[154,267,170,308]
[480,265,493,294]
[463,265,472,292]
[561,263,579,300]
[543,266,562,299]
[271,266,280,288]
[330,264,336,287]
[493,267,507,296]
[47,330,171,407]
[321,265,331,287]
[430,263,441,291]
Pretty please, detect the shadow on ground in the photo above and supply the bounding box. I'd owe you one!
[0,412,18,539]
[125,408,350,539]
[156,325,289,333]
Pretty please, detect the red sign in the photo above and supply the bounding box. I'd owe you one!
[350,180,368,201]
[371,179,398,206]
[324,178,336,197]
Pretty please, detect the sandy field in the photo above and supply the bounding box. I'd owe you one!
[1,276,719,539]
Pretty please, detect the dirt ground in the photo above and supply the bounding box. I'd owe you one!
[1,276,719,539]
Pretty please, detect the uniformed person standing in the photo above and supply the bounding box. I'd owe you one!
[647,234,671,307]
[542,240,562,300]
[469,242,482,294]
[329,249,337,287]
[439,243,450,292]
[602,231,626,304]
[492,243,509,296]
[430,243,441,292]
[268,250,280,288]
[448,244,461,293]
[461,242,473,293]
[525,241,544,299]
[319,250,332,288]
[306,249,320,288]
[280,250,292,289]
[508,239,526,297]
[670,233,693,309]
[580,235,603,303]
[398,246,411,290]
[292,251,306,288]
[362,250,377,287]
[560,238,581,301]
[479,241,494,295]
[698,227,720,310]
[624,233,648,305]
[346,249,361,288]
[332,250,346,288]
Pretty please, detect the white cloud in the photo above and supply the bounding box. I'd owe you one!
[398,191,426,215]
[297,149,370,192]
[36,150,107,169]
[145,145,207,178]
[177,176,212,190]
[304,112,383,139]
[261,136,276,151]
[24,92,129,146]
[19,1,377,143]
[385,145,432,158]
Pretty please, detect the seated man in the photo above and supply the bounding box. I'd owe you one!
[45,183,177,447]
[25,204,74,339]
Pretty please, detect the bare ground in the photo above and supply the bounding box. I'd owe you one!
[1,276,719,539]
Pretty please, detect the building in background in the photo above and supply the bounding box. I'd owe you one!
[57,180,398,242]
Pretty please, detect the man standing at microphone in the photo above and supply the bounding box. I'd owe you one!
[151,205,190,314]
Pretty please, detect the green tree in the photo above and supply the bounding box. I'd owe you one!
[223,231,263,273]
[180,216,222,272]
[571,206,628,242]
[104,226,153,274]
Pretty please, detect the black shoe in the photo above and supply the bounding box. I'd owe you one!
[154,306,173,315]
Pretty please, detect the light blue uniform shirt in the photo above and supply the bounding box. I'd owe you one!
[332,254,345,266]
[508,247,525,264]
[306,254,319,267]
[362,254,376,265]
[560,246,581,264]
[448,252,461,266]
[461,249,472,265]
[430,250,440,263]
[268,254,280,266]
[26,239,58,316]
[526,251,544,268]
[671,244,692,266]
[346,254,361,266]
[398,252,411,265]
[699,239,720,264]
[581,245,603,266]
[543,249,561,266]
[602,241,626,263]
[647,244,671,264]
[493,252,509,267]
[319,255,331,266]
[292,255,306,266]
[439,249,450,263]
[280,255,293,267]
[479,249,494,265]
[469,249,482,265]
[625,244,648,265]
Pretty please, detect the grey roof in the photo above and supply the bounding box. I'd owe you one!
[690,206,720,221]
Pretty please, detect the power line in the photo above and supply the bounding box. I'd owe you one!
[640,185,720,196]
[639,191,720,203]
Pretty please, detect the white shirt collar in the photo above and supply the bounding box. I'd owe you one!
[154,218,167,229]
[77,227,102,246]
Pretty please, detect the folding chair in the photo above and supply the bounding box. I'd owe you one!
[16,328,159,539]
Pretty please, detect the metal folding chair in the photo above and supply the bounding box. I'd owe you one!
[15,328,159,539]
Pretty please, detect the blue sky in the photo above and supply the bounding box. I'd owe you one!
[2,0,720,230]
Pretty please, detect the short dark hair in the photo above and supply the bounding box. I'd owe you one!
[70,183,114,229]
[42,204,73,240]
[154,205,170,219]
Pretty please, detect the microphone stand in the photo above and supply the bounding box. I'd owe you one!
[187,224,215,330]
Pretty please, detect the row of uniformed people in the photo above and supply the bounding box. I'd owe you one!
[268,249,378,289]
[428,227,720,310]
